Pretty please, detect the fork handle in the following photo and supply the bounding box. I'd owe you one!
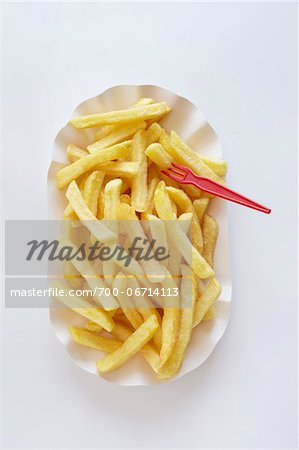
[190,177,271,214]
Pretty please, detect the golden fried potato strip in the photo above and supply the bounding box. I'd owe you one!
[97,315,159,372]
[57,141,131,188]
[71,102,171,129]
[70,326,122,352]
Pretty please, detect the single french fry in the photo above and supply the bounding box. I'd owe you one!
[94,98,154,140]
[67,144,88,162]
[166,186,203,254]
[159,269,180,365]
[70,326,122,352]
[131,130,148,212]
[101,177,121,284]
[202,214,218,267]
[154,180,177,220]
[104,178,122,221]
[193,278,222,327]
[160,306,180,365]
[145,142,172,169]
[52,282,114,332]
[168,214,191,280]
[158,265,196,378]
[147,122,162,145]
[103,177,122,285]
[193,198,210,224]
[82,171,104,217]
[96,190,105,220]
[166,186,195,213]
[57,140,131,188]
[95,161,139,178]
[200,156,227,177]
[97,315,159,372]
[140,176,159,219]
[63,172,90,220]
[70,102,171,129]
[147,214,169,267]
[87,121,146,153]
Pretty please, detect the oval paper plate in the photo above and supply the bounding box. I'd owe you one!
[48,85,232,386]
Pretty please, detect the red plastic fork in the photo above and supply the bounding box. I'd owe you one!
[161,162,271,214]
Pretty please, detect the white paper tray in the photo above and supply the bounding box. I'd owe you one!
[48,84,232,386]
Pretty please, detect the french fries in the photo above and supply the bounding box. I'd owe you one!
[57,141,131,188]
[66,181,115,243]
[166,186,203,253]
[70,102,171,129]
[200,156,227,177]
[82,171,104,216]
[52,282,114,332]
[159,269,180,365]
[193,278,222,327]
[154,181,214,279]
[59,236,119,310]
[147,122,162,145]
[87,121,146,153]
[145,142,173,169]
[110,321,161,373]
[131,130,148,212]
[70,326,122,352]
[202,214,218,267]
[94,98,154,140]
[112,274,144,329]
[158,265,196,379]
[55,96,226,380]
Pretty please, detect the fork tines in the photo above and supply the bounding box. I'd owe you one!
[160,162,189,182]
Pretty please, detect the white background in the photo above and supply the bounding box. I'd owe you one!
[2,2,298,449]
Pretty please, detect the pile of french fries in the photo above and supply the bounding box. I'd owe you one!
[55,97,226,380]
